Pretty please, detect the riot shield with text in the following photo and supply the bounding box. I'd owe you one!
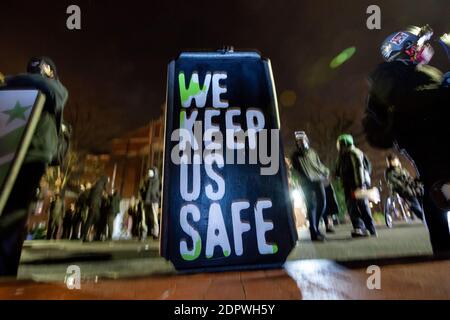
[161,50,297,272]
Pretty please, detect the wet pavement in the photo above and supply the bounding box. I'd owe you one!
[0,259,449,299]
[0,222,447,299]
[16,222,433,282]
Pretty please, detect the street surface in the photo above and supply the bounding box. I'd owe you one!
[0,222,447,299]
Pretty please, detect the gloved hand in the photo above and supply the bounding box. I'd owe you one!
[0,72,5,86]
[354,187,381,204]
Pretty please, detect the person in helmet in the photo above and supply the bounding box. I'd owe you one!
[0,57,68,276]
[385,154,424,221]
[363,25,450,253]
[335,134,376,238]
[291,131,329,242]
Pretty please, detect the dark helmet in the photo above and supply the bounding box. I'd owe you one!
[380,25,434,63]
[27,56,58,79]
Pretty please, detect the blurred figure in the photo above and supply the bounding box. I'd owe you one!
[335,134,376,238]
[71,184,89,240]
[62,203,76,239]
[385,154,424,220]
[363,25,450,253]
[47,193,64,240]
[96,190,111,240]
[140,167,161,239]
[0,57,68,276]
[323,184,339,233]
[291,131,329,242]
[107,190,121,240]
[82,176,109,242]
[127,197,138,239]
[128,196,142,239]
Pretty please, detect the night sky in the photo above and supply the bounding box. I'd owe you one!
[1,0,449,154]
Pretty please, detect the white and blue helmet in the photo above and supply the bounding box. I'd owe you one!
[380,25,434,62]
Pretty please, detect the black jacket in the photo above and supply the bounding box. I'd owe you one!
[364,60,450,184]
[4,73,68,164]
[140,169,160,205]
[109,193,121,216]
[89,177,108,211]
[385,167,422,199]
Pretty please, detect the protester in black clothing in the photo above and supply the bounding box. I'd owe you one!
[385,154,424,220]
[0,57,68,276]
[96,191,111,240]
[47,193,65,240]
[323,184,339,233]
[335,134,377,238]
[291,132,329,242]
[363,25,450,253]
[71,184,89,240]
[62,203,75,239]
[139,167,161,239]
[82,176,109,242]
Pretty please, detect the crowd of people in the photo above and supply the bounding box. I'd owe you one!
[44,167,161,242]
[289,131,425,242]
[1,23,448,280]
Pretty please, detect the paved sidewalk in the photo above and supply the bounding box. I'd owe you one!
[1,259,449,300]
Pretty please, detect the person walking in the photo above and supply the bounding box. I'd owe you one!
[47,193,64,240]
[62,203,75,239]
[291,132,329,242]
[140,167,161,239]
[82,176,109,242]
[385,154,425,220]
[335,134,377,238]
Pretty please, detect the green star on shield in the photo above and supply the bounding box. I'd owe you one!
[2,101,32,124]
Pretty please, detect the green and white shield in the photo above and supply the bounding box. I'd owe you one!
[0,89,45,215]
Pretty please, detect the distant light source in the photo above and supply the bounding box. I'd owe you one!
[280,90,297,107]
[447,211,450,232]
[330,47,356,69]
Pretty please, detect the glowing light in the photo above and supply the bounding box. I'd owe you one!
[447,211,450,232]
[330,47,356,69]
[280,90,297,107]
[291,189,303,208]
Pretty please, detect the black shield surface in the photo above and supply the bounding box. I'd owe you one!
[161,51,297,271]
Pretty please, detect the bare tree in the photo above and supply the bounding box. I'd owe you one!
[305,109,355,169]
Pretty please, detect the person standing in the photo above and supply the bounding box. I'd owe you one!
[71,184,89,240]
[0,57,68,276]
[291,132,329,242]
[62,202,75,239]
[96,191,111,240]
[47,193,64,239]
[385,154,424,220]
[335,134,376,238]
[82,176,109,242]
[140,167,161,239]
[107,190,121,240]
